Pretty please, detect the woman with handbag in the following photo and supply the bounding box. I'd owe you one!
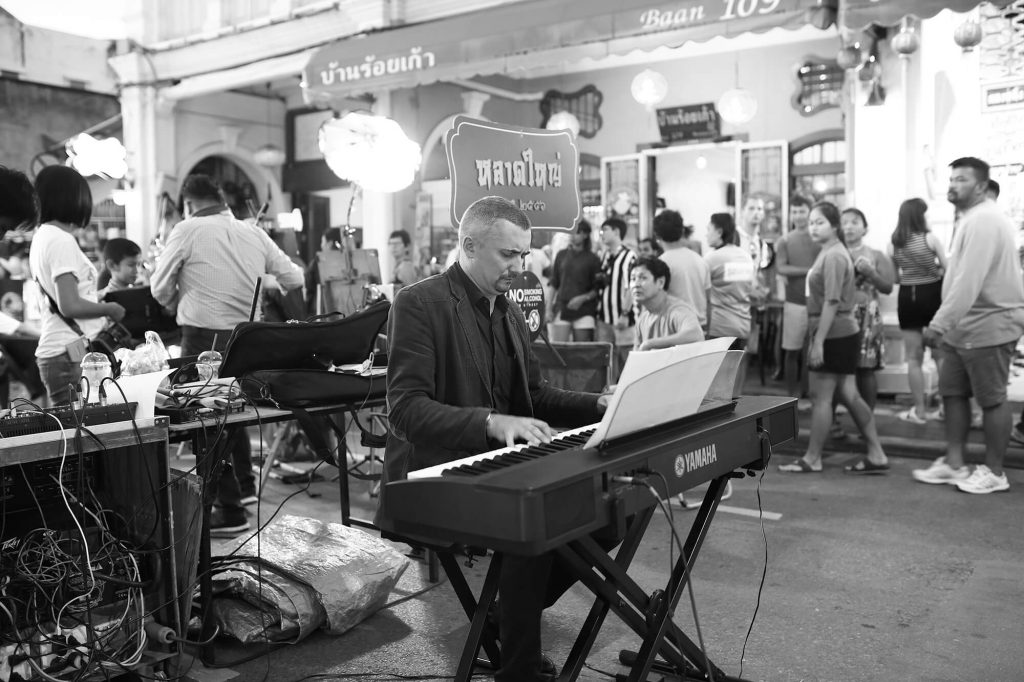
[30,166,125,405]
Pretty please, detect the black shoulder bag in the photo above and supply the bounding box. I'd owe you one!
[35,278,131,377]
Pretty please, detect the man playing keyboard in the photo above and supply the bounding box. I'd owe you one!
[377,196,609,682]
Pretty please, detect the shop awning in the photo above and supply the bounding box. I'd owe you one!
[843,0,1015,30]
[303,0,837,102]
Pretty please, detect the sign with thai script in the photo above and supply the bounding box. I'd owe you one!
[304,0,824,101]
[445,116,580,231]
[656,102,721,143]
[981,79,1024,113]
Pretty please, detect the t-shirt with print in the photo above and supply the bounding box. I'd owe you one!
[29,223,105,359]
[704,244,753,339]
[805,241,858,339]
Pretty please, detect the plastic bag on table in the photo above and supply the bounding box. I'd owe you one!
[115,331,171,376]
[214,514,409,640]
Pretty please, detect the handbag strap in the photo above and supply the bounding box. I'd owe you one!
[35,277,87,337]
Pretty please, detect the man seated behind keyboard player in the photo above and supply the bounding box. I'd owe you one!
[377,196,610,682]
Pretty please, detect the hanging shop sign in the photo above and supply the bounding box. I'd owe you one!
[445,116,580,231]
[304,0,835,102]
[656,103,721,143]
[981,78,1024,113]
[506,271,546,340]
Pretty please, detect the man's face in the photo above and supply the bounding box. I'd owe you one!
[599,224,620,249]
[570,229,589,249]
[464,219,530,297]
[948,166,984,209]
[790,204,810,230]
[637,241,656,258]
[110,256,140,286]
[388,237,406,260]
[629,265,662,306]
[743,199,765,228]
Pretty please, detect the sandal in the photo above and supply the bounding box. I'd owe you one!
[778,458,822,473]
[844,458,890,474]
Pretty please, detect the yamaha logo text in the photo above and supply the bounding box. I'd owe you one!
[674,444,718,478]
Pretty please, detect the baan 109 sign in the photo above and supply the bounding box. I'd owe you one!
[445,116,581,231]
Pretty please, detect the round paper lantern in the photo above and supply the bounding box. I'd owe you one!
[631,69,668,109]
[891,29,921,57]
[545,111,581,137]
[954,20,982,51]
[836,44,863,70]
[717,88,758,126]
[318,111,422,193]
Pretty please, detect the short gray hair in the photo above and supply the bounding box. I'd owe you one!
[458,196,531,243]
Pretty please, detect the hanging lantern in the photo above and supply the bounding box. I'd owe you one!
[891,29,920,58]
[545,111,581,138]
[631,69,668,109]
[717,88,759,125]
[953,19,983,51]
[319,111,422,193]
[836,44,863,70]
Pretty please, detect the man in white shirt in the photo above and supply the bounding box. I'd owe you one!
[152,174,304,537]
[631,256,703,350]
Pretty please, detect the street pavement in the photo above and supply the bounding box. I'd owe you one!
[190,380,1024,682]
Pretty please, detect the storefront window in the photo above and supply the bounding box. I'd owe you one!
[791,132,845,206]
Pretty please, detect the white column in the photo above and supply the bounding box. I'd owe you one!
[363,90,395,285]
[119,85,158,248]
[109,52,176,250]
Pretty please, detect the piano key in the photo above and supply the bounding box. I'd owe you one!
[409,423,597,479]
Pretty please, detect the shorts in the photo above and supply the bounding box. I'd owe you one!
[897,280,943,330]
[781,302,809,351]
[569,315,595,331]
[810,332,860,375]
[937,340,1016,408]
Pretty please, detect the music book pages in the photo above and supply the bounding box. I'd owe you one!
[583,338,739,449]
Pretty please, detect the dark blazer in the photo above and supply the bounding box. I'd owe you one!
[381,266,600,484]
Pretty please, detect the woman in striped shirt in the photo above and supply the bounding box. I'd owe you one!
[887,197,947,424]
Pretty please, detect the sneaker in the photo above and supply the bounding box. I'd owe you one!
[896,408,928,425]
[210,510,250,538]
[240,494,259,506]
[1010,426,1024,447]
[955,465,1010,494]
[911,457,970,485]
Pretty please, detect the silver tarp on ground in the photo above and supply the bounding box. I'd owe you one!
[212,514,409,643]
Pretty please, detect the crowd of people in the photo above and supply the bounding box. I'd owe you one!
[0,164,436,536]
[540,156,1023,495]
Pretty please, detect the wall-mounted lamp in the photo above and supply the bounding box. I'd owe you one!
[545,111,581,137]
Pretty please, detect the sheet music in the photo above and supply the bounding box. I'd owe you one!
[583,338,737,449]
